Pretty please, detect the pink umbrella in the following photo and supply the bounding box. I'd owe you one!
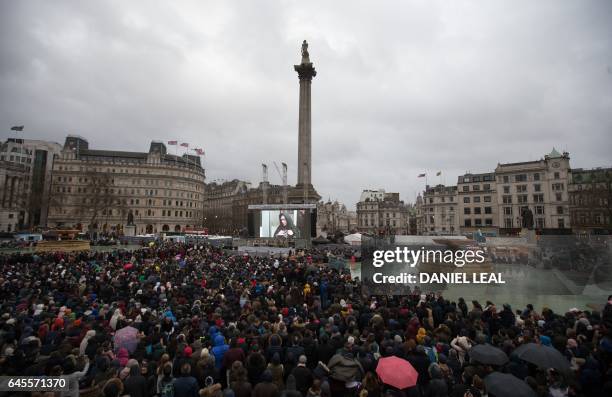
[113,325,139,353]
[123,263,133,270]
[376,356,419,390]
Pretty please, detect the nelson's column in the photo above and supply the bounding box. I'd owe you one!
[290,40,321,203]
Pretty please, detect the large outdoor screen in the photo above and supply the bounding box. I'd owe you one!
[260,210,299,238]
[247,205,316,238]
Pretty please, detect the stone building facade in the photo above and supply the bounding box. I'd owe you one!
[316,200,356,236]
[418,185,459,235]
[457,172,498,235]
[495,149,570,230]
[568,167,612,234]
[356,189,410,235]
[202,179,251,235]
[47,136,205,235]
[0,138,62,232]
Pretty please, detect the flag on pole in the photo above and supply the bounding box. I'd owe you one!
[167,140,177,145]
[194,148,204,155]
[180,142,189,147]
[418,173,426,178]
[436,171,442,176]
[11,126,24,131]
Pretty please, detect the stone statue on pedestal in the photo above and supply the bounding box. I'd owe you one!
[521,207,534,230]
[127,210,134,226]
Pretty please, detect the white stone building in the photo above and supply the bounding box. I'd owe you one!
[457,172,498,235]
[47,136,205,235]
[356,189,410,235]
[418,185,459,235]
[495,149,571,229]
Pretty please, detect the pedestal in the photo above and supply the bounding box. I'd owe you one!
[520,228,537,243]
[124,225,136,237]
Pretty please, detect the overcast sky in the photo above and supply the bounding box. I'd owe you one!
[1,1,611,208]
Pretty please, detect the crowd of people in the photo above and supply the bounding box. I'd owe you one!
[0,242,611,397]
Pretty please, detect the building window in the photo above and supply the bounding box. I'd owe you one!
[464,219,472,227]
[483,184,490,191]
[556,206,564,215]
[472,185,480,191]
[516,185,527,193]
[484,196,491,202]
[474,207,481,214]
[534,173,540,181]
[558,218,565,228]
[463,197,470,203]
[473,196,481,203]
[464,208,471,215]
[503,195,512,204]
[554,172,560,179]
[556,193,562,201]
[535,206,544,215]
[533,194,544,203]
[504,218,513,228]
[503,176,509,183]
[515,174,527,182]
[534,184,541,192]
[462,186,469,192]
[474,219,482,225]
[485,218,493,226]
[518,195,528,204]
[484,207,492,214]
[503,186,510,194]
[504,207,512,215]
[537,218,545,228]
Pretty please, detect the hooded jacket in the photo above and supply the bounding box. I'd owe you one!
[212,334,229,369]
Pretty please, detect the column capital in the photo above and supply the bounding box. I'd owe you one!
[294,63,317,81]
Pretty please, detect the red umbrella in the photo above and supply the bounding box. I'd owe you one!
[376,356,419,390]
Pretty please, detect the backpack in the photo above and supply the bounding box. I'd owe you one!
[161,381,174,397]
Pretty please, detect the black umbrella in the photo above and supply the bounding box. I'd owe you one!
[470,344,509,366]
[484,372,536,397]
[513,343,570,372]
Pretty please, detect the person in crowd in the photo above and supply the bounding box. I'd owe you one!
[172,363,199,397]
[0,242,609,397]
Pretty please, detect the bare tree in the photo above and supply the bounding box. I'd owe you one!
[76,171,120,236]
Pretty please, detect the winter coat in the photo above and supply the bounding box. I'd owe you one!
[211,334,229,369]
[327,352,364,383]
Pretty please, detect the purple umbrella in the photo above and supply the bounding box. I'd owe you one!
[113,325,139,353]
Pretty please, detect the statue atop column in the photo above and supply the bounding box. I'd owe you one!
[301,40,310,64]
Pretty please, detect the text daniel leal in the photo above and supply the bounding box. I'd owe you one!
[372,272,505,284]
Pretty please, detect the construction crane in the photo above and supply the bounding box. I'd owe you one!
[272,161,288,204]
[261,163,268,204]
[261,163,268,183]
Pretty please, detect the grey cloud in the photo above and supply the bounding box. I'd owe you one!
[1,0,611,208]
